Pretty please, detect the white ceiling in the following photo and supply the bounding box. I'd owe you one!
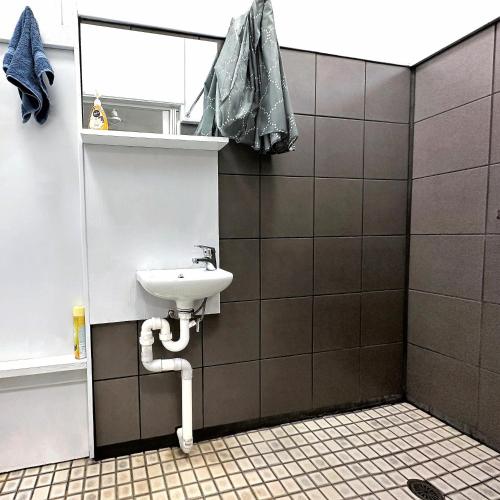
[78,0,500,66]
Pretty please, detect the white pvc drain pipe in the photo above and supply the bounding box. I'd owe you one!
[139,317,193,453]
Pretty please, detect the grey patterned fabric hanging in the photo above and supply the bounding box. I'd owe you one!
[195,0,298,154]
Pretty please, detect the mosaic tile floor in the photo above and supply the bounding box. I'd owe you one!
[1,403,500,500]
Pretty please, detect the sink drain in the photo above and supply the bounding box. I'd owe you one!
[407,479,445,500]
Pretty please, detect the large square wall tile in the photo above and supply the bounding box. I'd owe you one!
[261,238,313,299]
[363,180,407,235]
[92,322,138,380]
[313,349,360,409]
[261,355,312,417]
[219,175,259,239]
[478,369,500,450]
[414,27,494,121]
[480,302,500,374]
[408,291,481,366]
[203,301,260,366]
[487,164,500,233]
[261,297,312,357]
[314,237,362,294]
[315,117,364,178]
[483,236,500,304]
[261,176,314,237]
[364,121,409,180]
[220,239,260,302]
[203,361,260,427]
[411,167,488,234]
[362,236,406,291]
[314,178,362,236]
[365,63,410,123]
[261,115,315,176]
[139,369,203,439]
[360,343,403,400]
[407,345,479,428]
[281,49,316,115]
[361,290,404,346]
[409,235,484,300]
[94,377,140,447]
[413,97,491,178]
[316,55,365,119]
[313,294,360,352]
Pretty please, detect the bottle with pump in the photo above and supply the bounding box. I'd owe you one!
[88,93,108,130]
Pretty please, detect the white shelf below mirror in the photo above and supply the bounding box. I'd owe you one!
[81,130,228,151]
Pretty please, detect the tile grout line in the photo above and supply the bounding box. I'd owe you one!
[358,60,367,402]
[413,92,493,125]
[295,111,413,125]
[221,171,411,180]
[311,52,318,410]
[411,163,491,181]
[258,152,263,422]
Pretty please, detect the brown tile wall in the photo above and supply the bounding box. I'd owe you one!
[407,23,500,451]
[91,48,411,451]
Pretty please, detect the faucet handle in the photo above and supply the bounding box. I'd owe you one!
[195,245,215,257]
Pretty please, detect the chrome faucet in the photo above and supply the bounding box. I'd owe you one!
[192,245,217,271]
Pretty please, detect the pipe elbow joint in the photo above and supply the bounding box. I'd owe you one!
[162,338,189,352]
[171,358,192,379]
[179,358,193,380]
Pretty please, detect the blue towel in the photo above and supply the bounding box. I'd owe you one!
[3,6,54,124]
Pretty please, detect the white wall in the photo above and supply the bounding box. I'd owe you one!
[0,0,74,48]
[1,1,499,65]
[76,0,500,66]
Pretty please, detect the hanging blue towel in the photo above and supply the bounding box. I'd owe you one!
[3,6,54,124]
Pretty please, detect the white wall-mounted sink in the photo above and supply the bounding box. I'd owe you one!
[137,268,233,310]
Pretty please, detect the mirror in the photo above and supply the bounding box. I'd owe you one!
[79,22,218,134]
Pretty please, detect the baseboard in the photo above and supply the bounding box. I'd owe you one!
[95,394,403,460]
[406,396,500,454]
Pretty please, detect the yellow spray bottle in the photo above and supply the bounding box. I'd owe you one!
[73,306,86,360]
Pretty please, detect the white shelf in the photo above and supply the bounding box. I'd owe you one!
[81,130,228,151]
[0,355,87,379]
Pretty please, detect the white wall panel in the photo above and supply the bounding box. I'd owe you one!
[0,371,88,472]
[0,45,84,362]
[84,145,220,324]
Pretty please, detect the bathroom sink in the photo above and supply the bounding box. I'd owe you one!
[137,267,233,310]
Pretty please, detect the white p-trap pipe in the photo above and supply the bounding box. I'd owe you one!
[139,318,193,453]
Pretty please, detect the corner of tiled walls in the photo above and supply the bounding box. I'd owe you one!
[91,47,411,454]
[407,22,500,451]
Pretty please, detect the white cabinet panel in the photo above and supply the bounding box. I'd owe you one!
[84,145,220,324]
